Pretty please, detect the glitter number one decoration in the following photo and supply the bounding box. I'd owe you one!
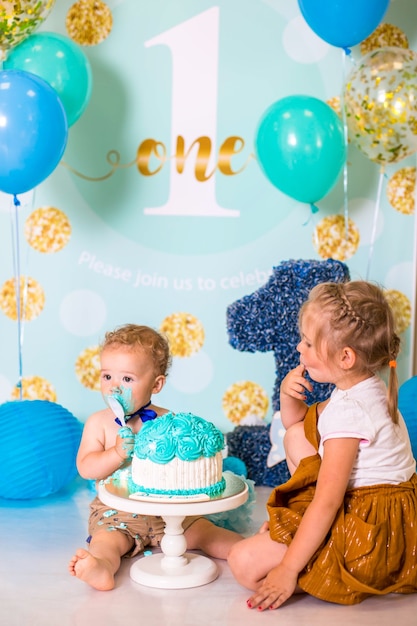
[143,7,239,217]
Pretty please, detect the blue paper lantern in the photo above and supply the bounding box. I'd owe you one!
[0,400,82,500]
[398,377,417,460]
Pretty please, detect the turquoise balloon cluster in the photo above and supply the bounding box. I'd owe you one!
[0,32,92,196]
[4,32,92,127]
[255,0,391,204]
[255,95,346,204]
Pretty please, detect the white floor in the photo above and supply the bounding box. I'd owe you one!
[1,478,417,626]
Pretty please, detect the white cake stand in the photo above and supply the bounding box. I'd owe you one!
[98,472,248,589]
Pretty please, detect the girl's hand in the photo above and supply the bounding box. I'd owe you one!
[246,563,298,611]
[281,364,312,401]
[115,427,135,460]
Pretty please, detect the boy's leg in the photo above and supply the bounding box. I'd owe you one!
[69,529,134,591]
[184,517,244,559]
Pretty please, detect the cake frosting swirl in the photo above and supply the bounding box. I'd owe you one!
[130,412,226,498]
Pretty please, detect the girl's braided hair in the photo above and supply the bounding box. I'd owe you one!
[300,281,400,423]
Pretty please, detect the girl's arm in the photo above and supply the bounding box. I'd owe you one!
[280,364,312,429]
[76,413,128,480]
[248,436,359,610]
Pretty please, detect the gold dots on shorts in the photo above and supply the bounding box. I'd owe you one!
[0,276,45,321]
[75,345,101,390]
[313,215,360,261]
[66,0,113,46]
[384,289,412,334]
[25,206,72,253]
[160,313,205,357]
[222,381,269,425]
[11,376,57,401]
[387,167,415,215]
[360,24,409,56]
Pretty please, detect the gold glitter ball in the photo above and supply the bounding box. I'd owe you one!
[160,312,205,358]
[386,167,415,215]
[0,0,56,60]
[66,0,112,46]
[326,96,341,117]
[384,289,412,334]
[25,207,72,253]
[0,276,45,321]
[75,345,101,390]
[12,376,57,402]
[313,215,360,261]
[360,23,409,56]
[222,380,269,425]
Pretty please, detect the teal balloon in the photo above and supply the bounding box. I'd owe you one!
[255,95,346,204]
[4,32,92,127]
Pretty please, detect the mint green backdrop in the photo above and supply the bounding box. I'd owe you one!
[0,0,415,431]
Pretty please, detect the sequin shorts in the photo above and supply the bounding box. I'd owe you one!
[87,496,200,558]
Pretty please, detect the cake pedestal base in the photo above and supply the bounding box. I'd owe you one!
[98,473,248,589]
[130,514,218,589]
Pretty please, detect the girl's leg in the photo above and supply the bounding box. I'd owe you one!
[228,530,288,590]
[68,529,134,591]
[284,421,316,475]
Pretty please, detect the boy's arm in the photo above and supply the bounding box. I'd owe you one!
[76,412,127,481]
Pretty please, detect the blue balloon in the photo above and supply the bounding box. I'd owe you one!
[255,95,346,204]
[0,69,68,195]
[398,377,417,460]
[0,400,82,500]
[298,0,390,49]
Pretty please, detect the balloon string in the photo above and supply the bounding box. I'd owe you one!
[10,194,24,398]
[366,168,384,280]
[341,49,349,242]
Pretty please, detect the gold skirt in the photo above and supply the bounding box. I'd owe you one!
[267,404,417,604]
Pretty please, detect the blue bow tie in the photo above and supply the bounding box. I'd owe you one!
[114,401,157,427]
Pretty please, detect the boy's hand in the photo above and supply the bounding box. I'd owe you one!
[115,427,135,460]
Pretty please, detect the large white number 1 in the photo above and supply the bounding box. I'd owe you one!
[144,7,239,217]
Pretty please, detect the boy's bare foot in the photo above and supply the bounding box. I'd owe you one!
[68,548,115,591]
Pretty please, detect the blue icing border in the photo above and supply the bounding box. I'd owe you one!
[127,474,226,497]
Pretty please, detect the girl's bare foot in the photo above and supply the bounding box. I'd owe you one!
[68,548,115,591]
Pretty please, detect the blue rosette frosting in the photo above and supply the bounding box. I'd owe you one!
[134,412,225,463]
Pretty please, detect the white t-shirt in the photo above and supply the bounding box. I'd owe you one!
[318,376,416,487]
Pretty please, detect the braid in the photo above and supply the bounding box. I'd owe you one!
[303,281,401,423]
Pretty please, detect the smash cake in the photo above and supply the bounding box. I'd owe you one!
[128,412,226,499]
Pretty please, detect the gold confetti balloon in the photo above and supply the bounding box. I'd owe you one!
[0,0,56,61]
[384,289,412,334]
[75,345,101,390]
[0,276,45,321]
[360,23,409,55]
[313,215,360,261]
[66,0,113,46]
[386,167,415,215]
[344,47,417,165]
[222,381,269,425]
[12,376,57,401]
[160,312,205,358]
[25,207,72,253]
